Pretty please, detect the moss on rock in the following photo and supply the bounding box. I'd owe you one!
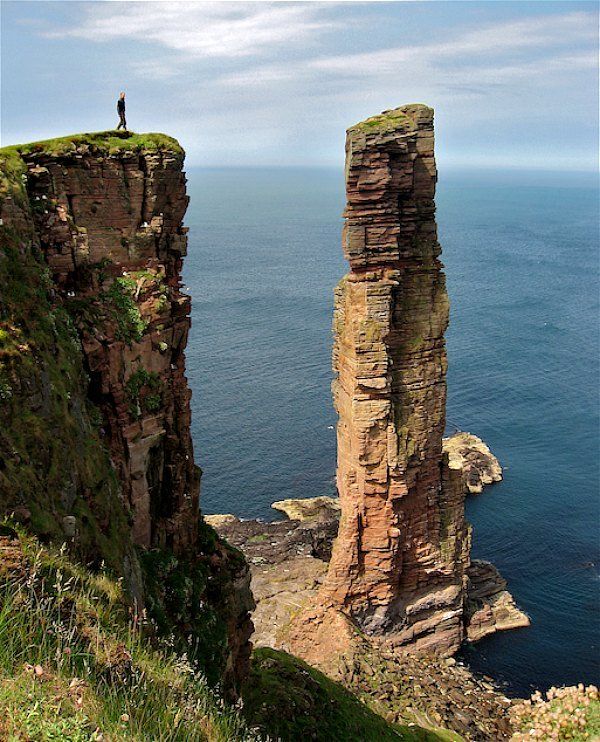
[242,648,458,742]
[0,183,138,585]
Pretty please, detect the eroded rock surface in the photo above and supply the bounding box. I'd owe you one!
[444,432,502,494]
[287,105,470,656]
[466,560,530,641]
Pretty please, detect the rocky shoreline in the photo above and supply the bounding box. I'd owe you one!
[206,433,529,740]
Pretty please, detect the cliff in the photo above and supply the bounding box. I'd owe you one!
[0,131,253,693]
[288,105,527,660]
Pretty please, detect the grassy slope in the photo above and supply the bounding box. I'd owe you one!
[0,529,452,742]
[0,528,252,741]
[242,648,460,742]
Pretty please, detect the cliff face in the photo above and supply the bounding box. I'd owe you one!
[0,132,253,692]
[24,140,196,553]
[319,106,471,654]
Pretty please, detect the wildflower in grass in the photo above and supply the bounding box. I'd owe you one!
[510,684,599,741]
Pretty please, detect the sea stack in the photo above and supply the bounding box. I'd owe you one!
[320,105,470,654]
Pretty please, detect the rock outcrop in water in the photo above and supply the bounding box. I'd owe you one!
[288,105,526,659]
[466,559,530,641]
[0,133,253,693]
[444,431,502,494]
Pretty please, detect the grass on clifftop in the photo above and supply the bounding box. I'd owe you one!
[349,104,431,134]
[242,648,459,742]
[0,528,254,741]
[0,130,183,160]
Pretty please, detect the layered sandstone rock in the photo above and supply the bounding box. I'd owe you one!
[466,560,530,641]
[444,432,502,494]
[24,146,196,553]
[0,134,253,693]
[305,104,471,655]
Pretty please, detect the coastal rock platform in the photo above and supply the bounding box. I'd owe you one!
[205,432,529,739]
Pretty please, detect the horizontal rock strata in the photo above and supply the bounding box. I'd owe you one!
[466,560,530,641]
[207,508,518,740]
[314,104,470,655]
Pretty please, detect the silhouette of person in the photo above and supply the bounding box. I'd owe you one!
[117,92,127,131]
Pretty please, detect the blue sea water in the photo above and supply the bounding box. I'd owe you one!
[183,166,599,697]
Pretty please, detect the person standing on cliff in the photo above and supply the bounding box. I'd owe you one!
[116,92,127,131]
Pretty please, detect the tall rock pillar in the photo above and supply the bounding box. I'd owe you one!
[321,105,470,655]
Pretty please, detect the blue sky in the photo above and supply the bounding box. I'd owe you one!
[1,1,598,169]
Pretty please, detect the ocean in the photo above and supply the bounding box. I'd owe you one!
[182,166,599,697]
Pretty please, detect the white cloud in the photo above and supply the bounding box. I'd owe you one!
[309,11,597,73]
[215,11,597,108]
[45,1,341,58]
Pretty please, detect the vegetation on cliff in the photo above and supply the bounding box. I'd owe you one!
[0,154,137,581]
[0,528,253,741]
[348,104,430,133]
[1,131,184,161]
[139,521,249,688]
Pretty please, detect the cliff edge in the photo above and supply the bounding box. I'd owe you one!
[0,131,253,693]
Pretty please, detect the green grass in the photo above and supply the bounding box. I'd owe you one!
[125,368,163,418]
[0,130,183,160]
[107,276,149,344]
[242,648,459,742]
[349,104,431,134]
[0,529,256,741]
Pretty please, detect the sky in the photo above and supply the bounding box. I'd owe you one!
[1,1,598,169]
